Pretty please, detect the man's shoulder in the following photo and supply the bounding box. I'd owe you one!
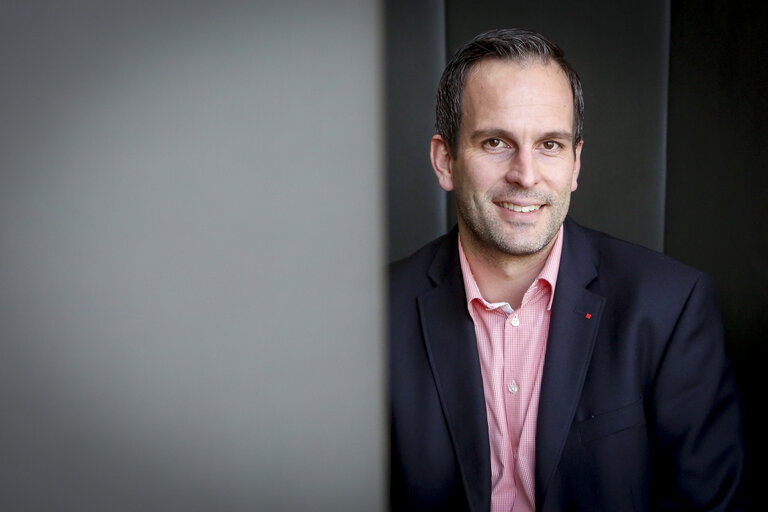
[566,218,708,292]
[389,230,455,286]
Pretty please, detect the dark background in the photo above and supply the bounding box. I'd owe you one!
[387,0,767,507]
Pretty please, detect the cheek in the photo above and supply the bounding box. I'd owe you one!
[451,167,474,192]
[455,160,499,192]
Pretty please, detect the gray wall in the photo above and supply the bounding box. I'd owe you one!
[0,2,384,511]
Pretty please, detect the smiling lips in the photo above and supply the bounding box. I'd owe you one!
[496,201,542,213]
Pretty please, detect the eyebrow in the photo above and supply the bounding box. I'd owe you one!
[539,131,574,141]
[469,129,574,143]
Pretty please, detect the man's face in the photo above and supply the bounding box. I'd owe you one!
[431,58,582,259]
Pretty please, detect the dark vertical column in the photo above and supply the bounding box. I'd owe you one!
[666,1,768,504]
[443,0,670,251]
[386,0,448,261]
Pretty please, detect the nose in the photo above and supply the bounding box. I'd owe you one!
[505,148,538,188]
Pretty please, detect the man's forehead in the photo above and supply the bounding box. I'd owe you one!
[461,58,573,121]
[465,55,555,78]
[464,57,570,98]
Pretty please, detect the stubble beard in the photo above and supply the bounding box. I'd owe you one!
[457,190,569,258]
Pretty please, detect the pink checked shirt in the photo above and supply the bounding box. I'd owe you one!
[458,227,563,512]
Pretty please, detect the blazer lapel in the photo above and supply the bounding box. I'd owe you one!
[535,219,606,506]
[417,232,491,512]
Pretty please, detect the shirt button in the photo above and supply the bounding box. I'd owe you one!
[508,380,519,394]
[510,315,520,326]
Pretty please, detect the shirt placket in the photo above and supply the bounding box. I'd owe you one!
[505,305,524,465]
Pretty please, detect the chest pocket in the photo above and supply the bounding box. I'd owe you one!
[577,398,646,444]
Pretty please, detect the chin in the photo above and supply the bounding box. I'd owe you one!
[495,227,558,257]
[499,242,548,257]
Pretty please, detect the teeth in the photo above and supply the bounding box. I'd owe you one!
[498,202,541,213]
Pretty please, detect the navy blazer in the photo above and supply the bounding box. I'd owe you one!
[389,217,743,511]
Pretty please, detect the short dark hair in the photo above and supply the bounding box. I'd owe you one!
[435,28,584,156]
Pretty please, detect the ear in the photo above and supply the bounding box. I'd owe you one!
[571,139,583,192]
[430,134,455,192]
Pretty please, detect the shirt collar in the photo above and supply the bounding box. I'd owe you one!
[458,225,564,312]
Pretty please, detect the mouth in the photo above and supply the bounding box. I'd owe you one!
[495,201,543,213]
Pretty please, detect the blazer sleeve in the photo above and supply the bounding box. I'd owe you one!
[648,273,744,510]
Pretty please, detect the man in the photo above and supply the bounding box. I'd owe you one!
[389,29,743,511]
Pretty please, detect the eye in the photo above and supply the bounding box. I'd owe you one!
[483,138,506,151]
[542,140,561,151]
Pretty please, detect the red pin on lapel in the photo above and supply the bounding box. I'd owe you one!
[585,313,592,319]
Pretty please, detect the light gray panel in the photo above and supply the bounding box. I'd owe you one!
[0,2,384,511]
[386,0,448,260]
[444,0,670,250]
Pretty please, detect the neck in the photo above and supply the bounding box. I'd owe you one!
[459,230,555,310]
